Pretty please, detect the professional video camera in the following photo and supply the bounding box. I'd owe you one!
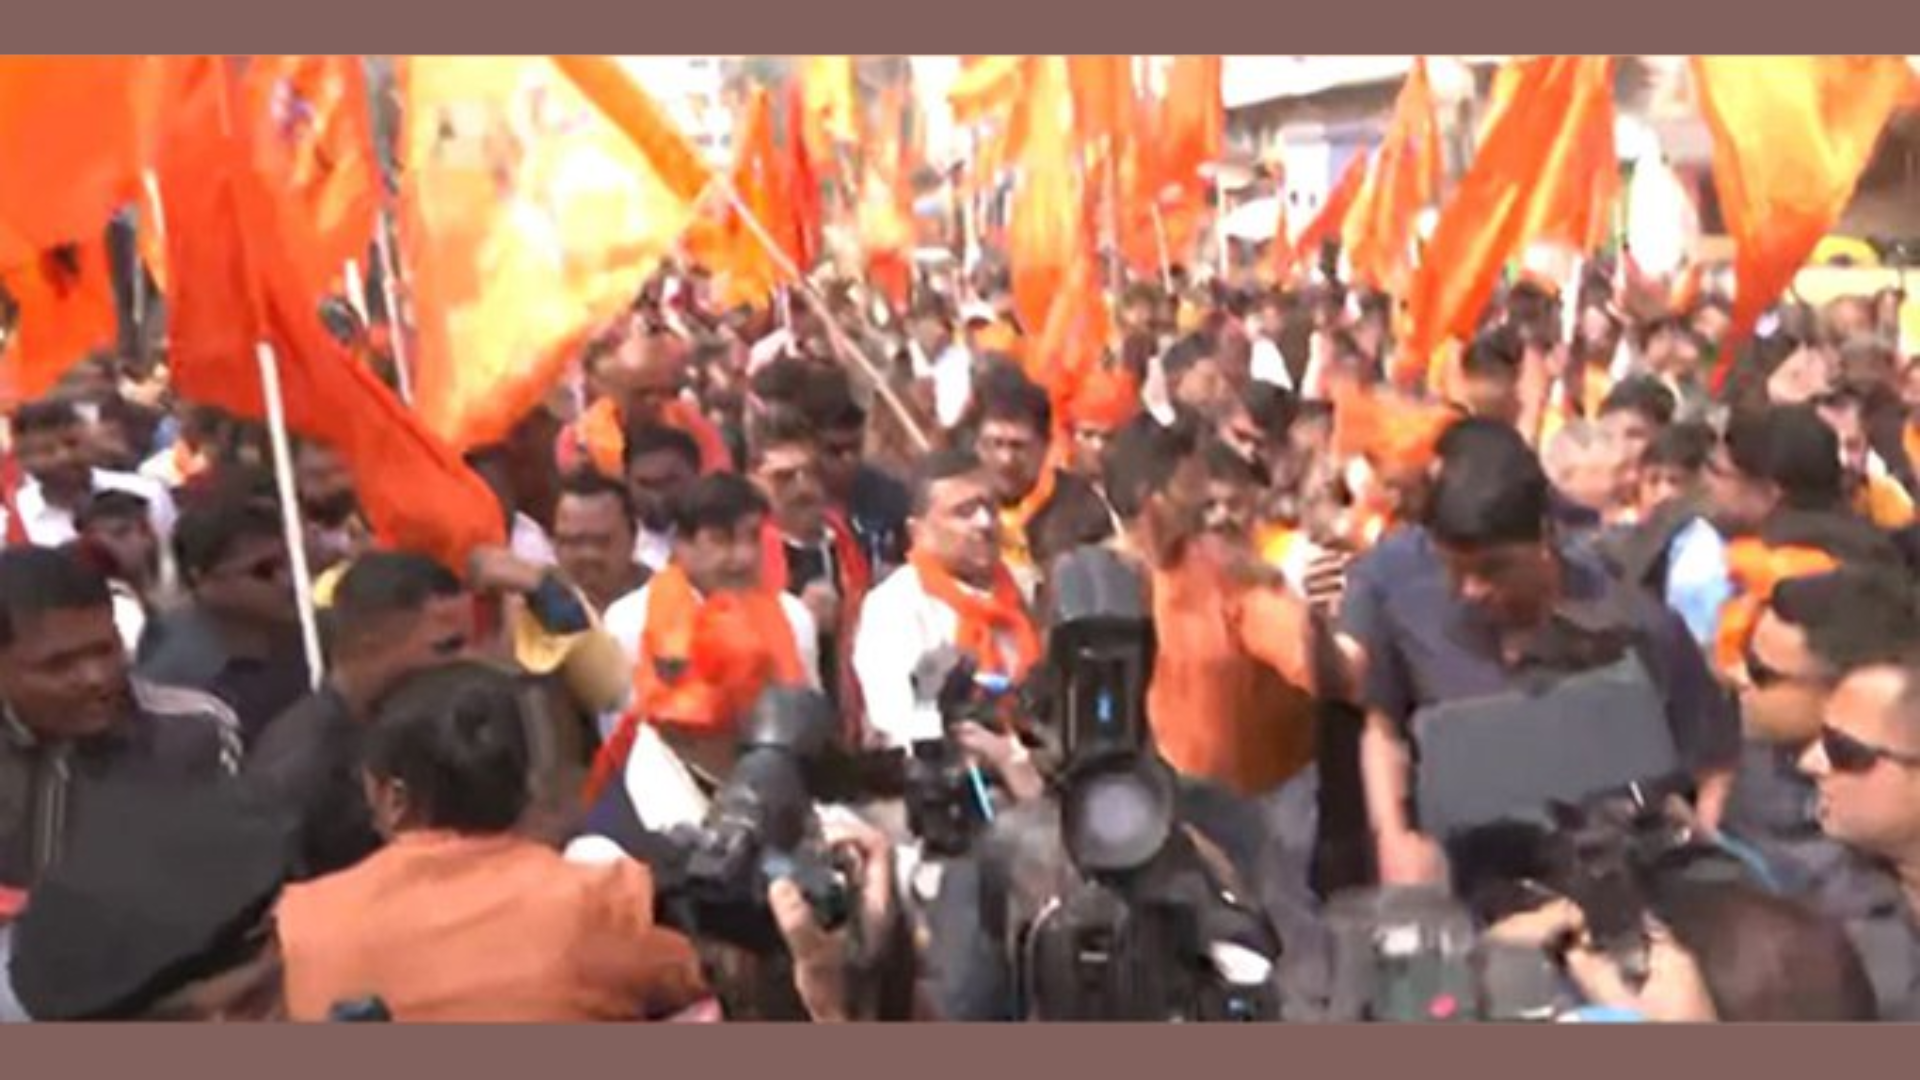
[1324,791,1759,1022]
[996,547,1284,1022]
[634,688,856,956]
[899,645,1020,859]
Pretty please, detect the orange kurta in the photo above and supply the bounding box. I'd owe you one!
[1147,548,1317,797]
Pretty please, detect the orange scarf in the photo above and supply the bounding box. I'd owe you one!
[571,398,734,480]
[583,563,804,805]
[1714,539,1839,674]
[908,547,1042,680]
[759,510,872,743]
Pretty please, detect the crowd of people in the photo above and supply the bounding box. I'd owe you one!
[2,236,1919,1024]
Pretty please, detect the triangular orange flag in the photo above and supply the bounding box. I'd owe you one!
[1343,58,1442,293]
[1693,56,1912,389]
[1009,57,1084,338]
[158,56,504,572]
[1400,56,1616,388]
[0,238,119,408]
[239,56,381,300]
[1289,150,1370,278]
[687,86,789,311]
[404,57,706,453]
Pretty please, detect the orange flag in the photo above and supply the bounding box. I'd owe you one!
[949,55,1026,127]
[1158,55,1224,201]
[1068,56,1133,155]
[1029,237,1111,411]
[1008,57,1084,338]
[0,238,118,407]
[1693,56,1912,388]
[1290,150,1369,276]
[239,56,381,298]
[687,87,789,311]
[780,80,825,274]
[1266,162,1295,286]
[158,56,504,573]
[0,57,160,271]
[403,57,705,453]
[798,55,859,170]
[1343,58,1442,292]
[1400,56,1616,388]
[857,84,915,312]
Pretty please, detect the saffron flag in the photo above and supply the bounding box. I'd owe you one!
[1008,57,1084,338]
[0,238,118,407]
[1693,55,1911,387]
[1400,56,1616,388]
[239,55,381,298]
[403,57,706,453]
[1343,58,1442,292]
[158,56,504,572]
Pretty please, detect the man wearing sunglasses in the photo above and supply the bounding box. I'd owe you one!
[1722,568,1920,898]
[136,470,311,748]
[1796,659,1920,1020]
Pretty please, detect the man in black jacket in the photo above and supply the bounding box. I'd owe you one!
[0,548,239,891]
[242,552,476,879]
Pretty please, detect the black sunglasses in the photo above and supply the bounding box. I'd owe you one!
[1819,725,1920,774]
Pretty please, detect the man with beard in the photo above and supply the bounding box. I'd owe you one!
[622,423,702,576]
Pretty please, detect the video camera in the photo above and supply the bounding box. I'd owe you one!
[648,688,856,956]
[902,646,1022,859]
[1000,547,1282,1022]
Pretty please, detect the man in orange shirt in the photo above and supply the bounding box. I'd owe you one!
[275,663,707,1022]
[1101,417,1339,799]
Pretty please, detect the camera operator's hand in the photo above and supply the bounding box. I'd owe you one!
[768,818,898,1023]
[1563,919,1717,1023]
[953,722,1046,804]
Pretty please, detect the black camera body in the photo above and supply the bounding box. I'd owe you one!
[647,689,855,956]
[997,547,1283,1022]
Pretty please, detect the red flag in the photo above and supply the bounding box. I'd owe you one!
[1343,59,1442,292]
[0,238,118,407]
[239,56,381,298]
[160,56,504,572]
[1693,56,1912,387]
[1400,57,1616,388]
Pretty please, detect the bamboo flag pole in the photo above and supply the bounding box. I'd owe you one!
[717,181,933,453]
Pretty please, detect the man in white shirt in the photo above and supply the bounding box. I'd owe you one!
[5,401,175,549]
[854,449,1040,750]
[601,473,819,777]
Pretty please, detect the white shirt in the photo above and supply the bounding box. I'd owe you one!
[3,469,177,549]
[930,344,975,430]
[510,512,557,568]
[601,578,822,721]
[1250,337,1295,391]
[632,528,673,574]
[852,563,1024,750]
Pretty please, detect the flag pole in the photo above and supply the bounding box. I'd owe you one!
[255,339,327,690]
[1150,203,1174,294]
[373,209,414,405]
[718,181,933,452]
